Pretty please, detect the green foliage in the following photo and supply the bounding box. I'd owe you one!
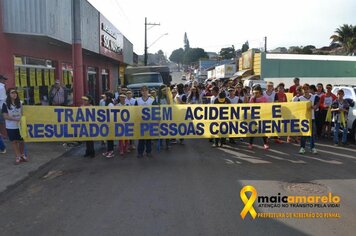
[184,48,208,64]
[241,41,249,53]
[302,45,316,54]
[169,48,184,64]
[330,24,356,55]
[219,45,235,59]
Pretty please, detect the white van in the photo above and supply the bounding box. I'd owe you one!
[243,79,267,91]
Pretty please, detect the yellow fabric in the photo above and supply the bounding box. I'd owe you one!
[340,111,346,128]
[22,102,312,142]
[19,116,27,138]
[325,107,332,122]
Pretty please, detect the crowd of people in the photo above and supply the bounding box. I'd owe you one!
[89,76,352,159]
[0,72,353,164]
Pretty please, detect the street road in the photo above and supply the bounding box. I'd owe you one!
[0,138,355,236]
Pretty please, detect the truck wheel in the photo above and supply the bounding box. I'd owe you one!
[352,124,356,143]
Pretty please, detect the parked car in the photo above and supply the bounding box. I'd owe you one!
[332,85,356,142]
[181,75,186,80]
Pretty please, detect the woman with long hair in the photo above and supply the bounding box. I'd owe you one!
[2,88,26,164]
[187,86,202,104]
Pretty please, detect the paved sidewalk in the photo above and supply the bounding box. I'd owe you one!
[0,140,72,193]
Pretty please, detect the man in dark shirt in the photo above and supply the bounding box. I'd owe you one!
[213,92,231,147]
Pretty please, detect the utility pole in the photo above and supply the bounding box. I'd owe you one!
[264,36,267,52]
[144,17,160,66]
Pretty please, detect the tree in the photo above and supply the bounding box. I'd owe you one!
[184,32,190,51]
[302,45,316,54]
[241,41,249,53]
[219,45,235,59]
[184,48,208,64]
[169,48,184,65]
[157,50,167,64]
[288,46,303,54]
[330,24,356,55]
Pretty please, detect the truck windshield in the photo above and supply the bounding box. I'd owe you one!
[128,73,163,84]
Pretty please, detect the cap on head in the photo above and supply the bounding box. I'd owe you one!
[55,80,60,84]
[119,93,127,98]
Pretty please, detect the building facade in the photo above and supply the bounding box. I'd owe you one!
[0,0,133,105]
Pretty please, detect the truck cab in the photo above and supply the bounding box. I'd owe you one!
[124,66,172,97]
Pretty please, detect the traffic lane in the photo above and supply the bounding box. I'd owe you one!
[0,139,355,235]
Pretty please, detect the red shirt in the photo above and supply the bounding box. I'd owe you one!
[289,85,298,96]
[276,92,287,102]
[319,93,337,110]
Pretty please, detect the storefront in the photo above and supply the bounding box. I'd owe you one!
[0,0,133,105]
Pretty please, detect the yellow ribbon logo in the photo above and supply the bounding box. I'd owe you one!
[240,185,257,219]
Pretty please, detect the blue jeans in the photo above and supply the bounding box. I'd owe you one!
[301,120,316,149]
[0,135,5,151]
[333,123,347,144]
[138,140,152,155]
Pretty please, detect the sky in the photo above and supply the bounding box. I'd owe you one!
[88,0,356,57]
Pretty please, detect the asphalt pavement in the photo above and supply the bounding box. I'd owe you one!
[0,138,355,236]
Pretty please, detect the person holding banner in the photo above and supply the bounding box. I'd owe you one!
[102,92,115,159]
[135,86,156,158]
[125,90,137,151]
[331,89,349,146]
[82,95,95,158]
[156,85,171,150]
[2,88,26,164]
[319,84,337,139]
[125,90,137,106]
[210,86,219,104]
[298,84,318,154]
[213,92,231,147]
[248,85,269,150]
[116,93,130,157]
[264,82,283,144]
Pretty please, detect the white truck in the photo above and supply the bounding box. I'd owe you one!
[215,64,236,80]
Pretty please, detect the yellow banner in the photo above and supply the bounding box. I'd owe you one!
[36,69,43,86]
[34,87,40,104]
[20,67,27,87]
[44,70,49,86]
[15,68,20,87]
[21,102,312,142]
[29,68,36,86]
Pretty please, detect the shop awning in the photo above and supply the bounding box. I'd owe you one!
[242,75,261,81]
[233,69,253,77]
